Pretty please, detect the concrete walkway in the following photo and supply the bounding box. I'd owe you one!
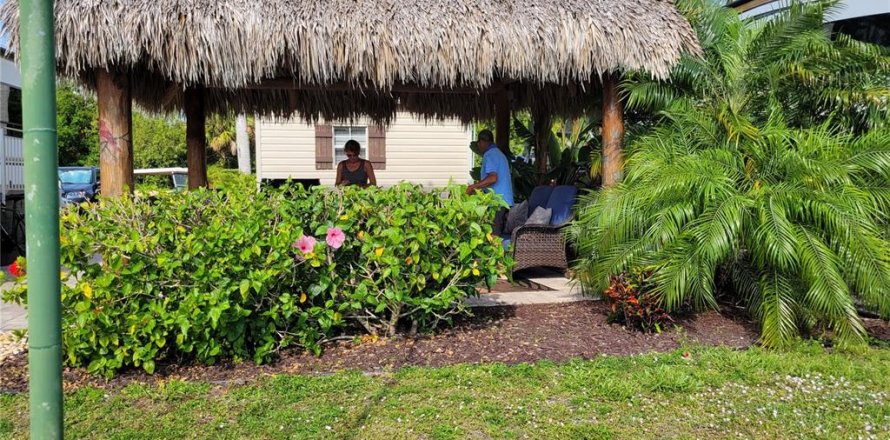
[0,301,26,331]
[467,268,596,307]
[1,266,26,331]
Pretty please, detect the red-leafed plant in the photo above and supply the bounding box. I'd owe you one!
[604,269,673,333]
[8,258,25,278]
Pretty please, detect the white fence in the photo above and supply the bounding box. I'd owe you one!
[1,126,24,204]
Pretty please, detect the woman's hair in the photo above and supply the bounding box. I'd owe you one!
[344,140,361,155]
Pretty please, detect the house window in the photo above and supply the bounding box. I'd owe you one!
[333,126,368,164]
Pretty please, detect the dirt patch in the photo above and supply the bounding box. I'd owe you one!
[3,301,858,394]
[864,318,890,343]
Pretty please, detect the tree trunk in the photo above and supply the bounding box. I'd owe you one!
[601,72,625,186]
[495,89,510,155]
[96,69,133,196]
[236,114,250,174]
[533,111,551,181]
[184,87,208,189]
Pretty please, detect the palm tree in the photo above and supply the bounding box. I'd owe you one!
[622,0,889,133]
[513,116,603,185]
[206,114,254,168]
[570,0,890,347]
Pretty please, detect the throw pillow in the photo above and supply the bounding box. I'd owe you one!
[525,206,552,225]
[504,200,529,234]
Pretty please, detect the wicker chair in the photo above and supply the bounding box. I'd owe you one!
[508,185,578,273]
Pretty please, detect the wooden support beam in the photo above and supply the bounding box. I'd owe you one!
[96,69,134,197]
[532,110,551,181]
[601,72,625,187]
[495,89,510,155]
[184,87,208,189]
[209,79,507,95]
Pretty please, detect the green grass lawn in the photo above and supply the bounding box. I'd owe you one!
[2,344,889,439]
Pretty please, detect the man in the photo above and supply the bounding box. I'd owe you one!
[466,129,513,235]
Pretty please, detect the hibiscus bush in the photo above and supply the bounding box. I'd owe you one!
[2,184,509,376]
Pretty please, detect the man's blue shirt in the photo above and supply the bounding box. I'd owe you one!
[481,145,514,207]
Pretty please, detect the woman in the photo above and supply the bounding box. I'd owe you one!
[335,140,377,187]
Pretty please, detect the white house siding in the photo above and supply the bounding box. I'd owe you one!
[256,113,474,187]
[735,0,890,21]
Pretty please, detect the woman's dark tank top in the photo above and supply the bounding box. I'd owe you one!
[342,159,369,185]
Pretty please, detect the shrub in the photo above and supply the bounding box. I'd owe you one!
[571,0,890,347]
[3,184,510,376]
[208,166,256,193]
[604,270,673,333]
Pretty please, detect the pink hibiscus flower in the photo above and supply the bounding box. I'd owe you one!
[293,235,317,254]
[326,227,346,249]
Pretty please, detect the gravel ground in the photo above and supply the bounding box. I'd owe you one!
[0,331,26,364]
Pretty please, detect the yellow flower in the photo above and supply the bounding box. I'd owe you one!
[472,268,480,276]
[375,247,384,257]
[339,214,349,220]
[358,231,365,241]
[333,312,342,322]
[176,225,186,233]
[299,292,307,304]
[405,256,413,265]
[486,232,494,242]
[83,283,93,299]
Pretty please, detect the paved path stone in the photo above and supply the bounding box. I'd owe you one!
[0,301,26,331]
[468,268,599,307]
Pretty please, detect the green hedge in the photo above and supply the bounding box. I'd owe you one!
[3,184,510,376]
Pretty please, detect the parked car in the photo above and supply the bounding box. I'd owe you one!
[58,166,100,206]
[134,167,188,192]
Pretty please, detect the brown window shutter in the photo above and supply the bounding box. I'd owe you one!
[368,125,386,170]
[315,124,333,170]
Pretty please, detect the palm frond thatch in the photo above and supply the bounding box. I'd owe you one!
[0,0,700,122]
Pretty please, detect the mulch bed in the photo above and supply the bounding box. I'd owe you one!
[1,301,886,394]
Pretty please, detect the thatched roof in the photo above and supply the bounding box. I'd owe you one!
[0,0,700,122]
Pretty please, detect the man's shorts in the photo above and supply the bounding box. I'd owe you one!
[492,207,509,237]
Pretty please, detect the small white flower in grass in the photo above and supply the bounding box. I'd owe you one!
[325,426,332,431]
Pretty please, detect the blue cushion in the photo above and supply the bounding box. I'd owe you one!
[526,186,554,213]
[545,185,578,226]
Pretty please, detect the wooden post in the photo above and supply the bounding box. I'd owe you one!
[532,110,551,180]
[96,69,134,196]
[495,89,510,155]
[601,72,625,186]
[184,86,208,189]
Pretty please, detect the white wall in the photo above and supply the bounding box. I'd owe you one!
[256,113,474,187]
[0,56,21,127]
[739,0,890,21]
[0,57,22,89]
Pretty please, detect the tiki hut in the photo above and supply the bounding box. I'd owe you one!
[0,0,700,194]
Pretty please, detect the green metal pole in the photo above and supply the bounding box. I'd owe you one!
[19,0,63,438]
